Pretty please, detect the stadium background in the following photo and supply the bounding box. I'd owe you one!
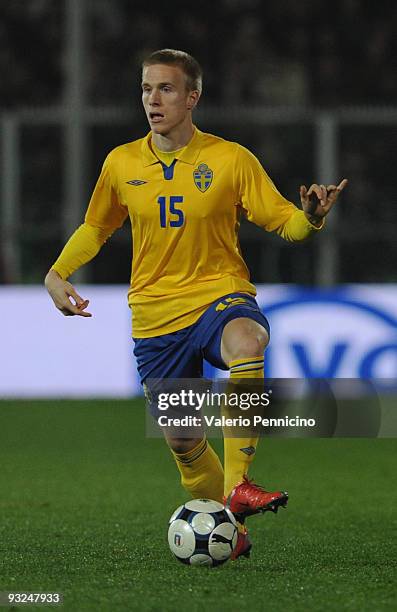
[1,0,397,395]
[1,2,396,611]
[1,0,397,288]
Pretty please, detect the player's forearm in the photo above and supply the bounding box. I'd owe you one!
[51,222,114,279]
[276,209,324,242]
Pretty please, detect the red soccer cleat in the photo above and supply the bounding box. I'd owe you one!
[225,476,288,520]
[231,525,252,560]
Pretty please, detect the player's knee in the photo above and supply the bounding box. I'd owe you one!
[167,437,202,454]
[229,331,268,362]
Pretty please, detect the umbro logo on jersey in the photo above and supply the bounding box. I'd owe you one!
[126,179,147,186]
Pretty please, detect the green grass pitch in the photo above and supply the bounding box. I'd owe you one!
[0,400,396,611]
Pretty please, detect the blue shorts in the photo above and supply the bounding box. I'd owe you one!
[133,293,270,382]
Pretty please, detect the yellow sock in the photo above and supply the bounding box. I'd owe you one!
[229,356,265,379]
[223,437,258,498]
[171,437,224,503]
[223,356,264,498]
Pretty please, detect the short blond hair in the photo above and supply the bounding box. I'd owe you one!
[142,49,202,93]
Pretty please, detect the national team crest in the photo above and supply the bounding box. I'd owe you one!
[193,163,213,192]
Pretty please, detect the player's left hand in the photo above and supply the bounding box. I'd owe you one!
[300,179,348,226]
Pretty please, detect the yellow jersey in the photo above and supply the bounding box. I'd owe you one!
[52,127,322,337]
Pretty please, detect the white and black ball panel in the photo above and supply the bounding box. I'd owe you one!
[184,499,224,513]
[170,505,193,523]
[191,513,216,535]
[208,523,238,561]
[224,507,238,527]
[168,519,196,559]
[168,504,185,524]
[189,553,213,566]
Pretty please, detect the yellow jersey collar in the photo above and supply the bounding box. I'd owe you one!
[141,127,203,167]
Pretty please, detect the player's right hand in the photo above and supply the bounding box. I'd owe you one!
[44,269,92,317]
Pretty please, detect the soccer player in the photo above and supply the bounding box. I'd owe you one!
[45,49,347,560]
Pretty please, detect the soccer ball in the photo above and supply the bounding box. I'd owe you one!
[168,498,238,567]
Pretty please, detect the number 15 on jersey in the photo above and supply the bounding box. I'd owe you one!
[157,196,184,228]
